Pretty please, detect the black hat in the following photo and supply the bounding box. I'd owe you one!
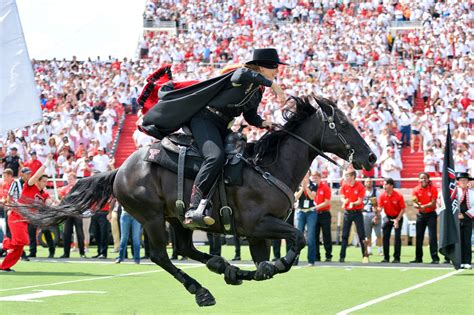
[246,48,288,68]
[20,167,32,174]
[30,150,37,155]
[456,172,474,180]
[384,178,395,186]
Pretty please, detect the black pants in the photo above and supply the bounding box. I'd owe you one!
[28,224,55,256]
[382,216,403,260]
[460,218,472,264]
[189,112,227,197]
[91,212,110,257]
[340,211,366,259]
[63,217,85,256]
[169,225,178,257]
[234,236,241,257]
[143,231,150,257]
[415,212,439,261]
[207,232,222,256]
[315,211,332,260]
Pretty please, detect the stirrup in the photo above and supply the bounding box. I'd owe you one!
[184,210,215,228]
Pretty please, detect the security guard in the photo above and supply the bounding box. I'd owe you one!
[339,167,366,263]
[378,178,406,263]
[410,172,440,264]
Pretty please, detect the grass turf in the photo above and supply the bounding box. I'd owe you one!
[1,245,473,314]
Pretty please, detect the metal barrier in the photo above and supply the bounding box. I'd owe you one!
[143,18,177,29]
[389,20,423,29]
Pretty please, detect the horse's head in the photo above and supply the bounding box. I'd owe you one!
[312,96,377,170]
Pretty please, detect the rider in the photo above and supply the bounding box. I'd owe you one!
[142,48,288,228]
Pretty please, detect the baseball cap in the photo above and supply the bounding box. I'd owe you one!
[30,150,37,155]
[20,167,32,174]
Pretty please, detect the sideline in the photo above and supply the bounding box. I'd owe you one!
[15,258,454,270]
[336,269,463,314]
[0,265,203,293]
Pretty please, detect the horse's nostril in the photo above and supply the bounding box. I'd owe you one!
[368,153,377,164]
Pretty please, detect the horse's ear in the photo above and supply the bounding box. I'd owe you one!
[311,95,324,112]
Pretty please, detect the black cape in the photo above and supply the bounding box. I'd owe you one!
[142,70,235,133]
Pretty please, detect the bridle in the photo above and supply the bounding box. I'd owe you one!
[274,101,354,170]
[317,102,355,168]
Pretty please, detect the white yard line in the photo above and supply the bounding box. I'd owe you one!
[336,269,463,315]
[0,265,203,293]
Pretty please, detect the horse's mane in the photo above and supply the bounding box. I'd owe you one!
[249,96,308,162]
[250,95,341,163]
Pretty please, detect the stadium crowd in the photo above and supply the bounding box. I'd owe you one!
[0,0,473,266]
[139,0,473,182]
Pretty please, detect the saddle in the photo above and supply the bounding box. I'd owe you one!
[144,131,247,233]
[145,131,247,186]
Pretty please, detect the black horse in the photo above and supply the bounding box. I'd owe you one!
[17,96,376,306]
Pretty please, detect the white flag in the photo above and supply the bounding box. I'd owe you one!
[0,0,42,135]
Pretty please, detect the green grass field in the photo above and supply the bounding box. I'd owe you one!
[1,245,473,314]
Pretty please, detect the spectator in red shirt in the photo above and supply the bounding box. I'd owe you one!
[339,167,367,263]
[0,156,52,271]
[378,178,406,263]
[313,172,332,262]
[410,172,440,264]
[23,151,43,176]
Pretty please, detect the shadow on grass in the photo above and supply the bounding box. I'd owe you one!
[6,271,112,277]
[455,272,474,276]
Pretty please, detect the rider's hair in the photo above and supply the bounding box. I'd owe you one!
[220,63,260,75]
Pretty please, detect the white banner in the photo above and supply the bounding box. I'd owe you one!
[0,0,42,136]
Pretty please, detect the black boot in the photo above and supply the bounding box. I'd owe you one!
[184,186,215,228]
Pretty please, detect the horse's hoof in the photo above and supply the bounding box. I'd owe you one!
[362,257,369,264]
[195,287,216,307]
[224,265,243,285]
[254,261,276,281]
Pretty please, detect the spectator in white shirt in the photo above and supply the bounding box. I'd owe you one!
[381,147,403,188]
[423,148,438,177]
[92,147,111,173]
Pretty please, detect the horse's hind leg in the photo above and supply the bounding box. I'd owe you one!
[144,216,216,307]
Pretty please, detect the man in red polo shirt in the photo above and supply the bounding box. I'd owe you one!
[313,172,332,262]
[0,156,52,271]
[410,172,440,264]
[339,167,366,263]
[378,177,406,263]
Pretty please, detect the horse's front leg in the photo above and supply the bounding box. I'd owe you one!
[248,215,306,281]
[168,219,252,286]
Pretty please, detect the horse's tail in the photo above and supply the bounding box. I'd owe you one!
[12,170,118,227]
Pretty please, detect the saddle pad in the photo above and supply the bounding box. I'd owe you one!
[144,141,244,185]
[145,141,201,179]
